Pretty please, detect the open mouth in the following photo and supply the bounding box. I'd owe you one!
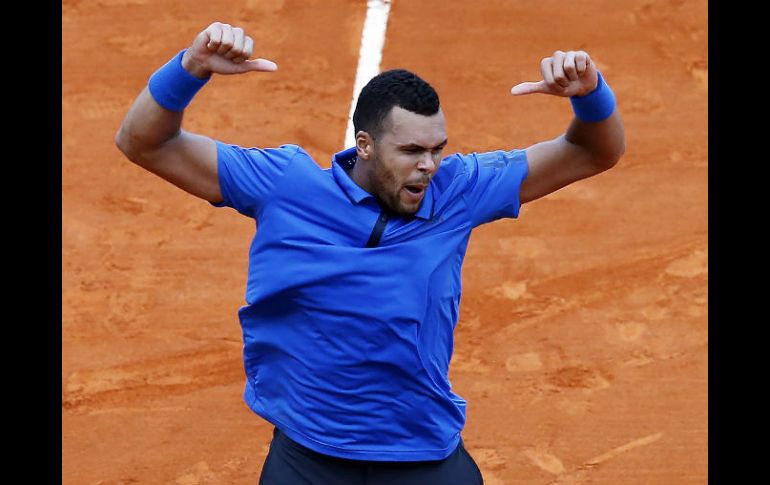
[402,185,426,203]
[405,185,424,195]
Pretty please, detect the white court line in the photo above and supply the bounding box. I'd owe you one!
[343,0,392,149]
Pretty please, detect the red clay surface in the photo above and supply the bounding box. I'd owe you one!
[63,0,707,483]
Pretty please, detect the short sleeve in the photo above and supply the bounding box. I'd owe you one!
[461,149,529,227]
[211,142,300,218]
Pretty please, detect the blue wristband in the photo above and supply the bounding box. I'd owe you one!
[569,72,616,122]
[148,49,211,112]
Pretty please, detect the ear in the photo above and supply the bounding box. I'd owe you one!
[355,131,374,160]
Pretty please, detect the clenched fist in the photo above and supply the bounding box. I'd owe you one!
[511,50,598,98]
[181,22,278,79]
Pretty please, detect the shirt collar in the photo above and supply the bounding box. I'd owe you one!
[331,147,435,221]
[331,147,372,204]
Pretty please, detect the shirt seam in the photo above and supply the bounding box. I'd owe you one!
[254,144,302,220]
[458,153,476,228]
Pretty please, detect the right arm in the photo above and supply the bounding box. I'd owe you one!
[114,22,278,203]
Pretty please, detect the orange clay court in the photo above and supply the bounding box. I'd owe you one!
[62,1,707,483]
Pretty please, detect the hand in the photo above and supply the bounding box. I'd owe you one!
[511,50,598,98]
[181,22,278,79]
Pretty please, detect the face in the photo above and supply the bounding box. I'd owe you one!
[356,106,448,215]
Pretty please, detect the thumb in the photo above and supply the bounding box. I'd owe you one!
[241,58,279,72]
[510,81,549,96]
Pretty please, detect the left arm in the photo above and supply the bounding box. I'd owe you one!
[510,50,625,204]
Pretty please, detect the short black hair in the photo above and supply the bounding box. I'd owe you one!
[353,69,440,139]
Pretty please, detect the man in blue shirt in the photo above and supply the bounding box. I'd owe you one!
[116,21,624,485]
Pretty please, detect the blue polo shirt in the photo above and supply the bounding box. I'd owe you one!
[211,141,528,461]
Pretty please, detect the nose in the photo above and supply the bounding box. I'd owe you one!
[416,152,436,173]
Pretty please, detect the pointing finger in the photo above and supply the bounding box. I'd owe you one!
[241,58,278,72]
[510,81,549,96]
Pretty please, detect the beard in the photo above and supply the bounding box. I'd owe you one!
[375,182,413,215]
[372,169,427,216]
[366,147,431,216]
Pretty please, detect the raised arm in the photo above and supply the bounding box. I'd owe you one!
[510,50,625,204]
[114,22,277,203]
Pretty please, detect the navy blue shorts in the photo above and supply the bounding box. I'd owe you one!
[258,427,484,485]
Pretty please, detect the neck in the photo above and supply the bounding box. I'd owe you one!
[347,157,375,195]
